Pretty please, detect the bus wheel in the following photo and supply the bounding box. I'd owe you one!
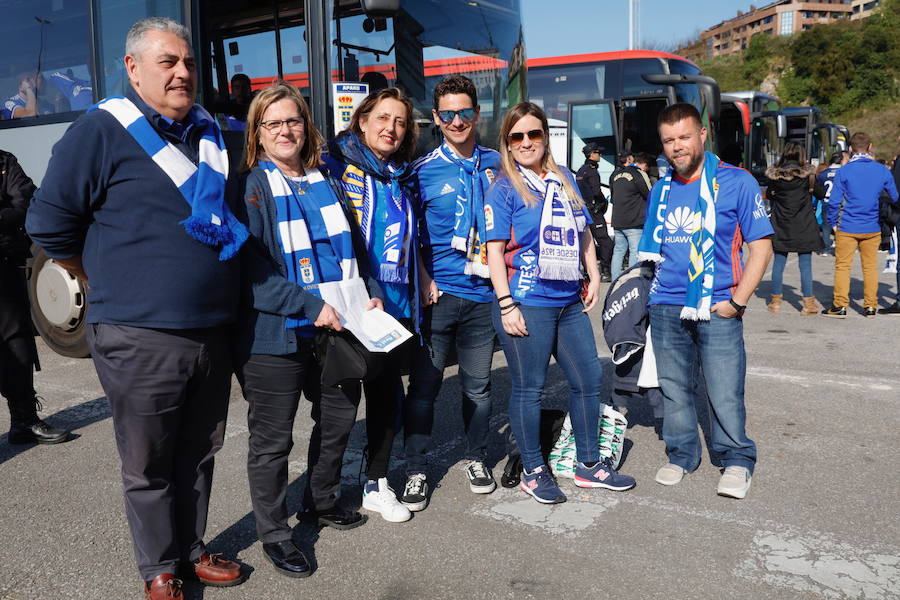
[28,247,90,358]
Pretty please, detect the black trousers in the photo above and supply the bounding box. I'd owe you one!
[591,223,614,272]
[237,342,398,542]
[88,323,232,582]
[0,264,38,424]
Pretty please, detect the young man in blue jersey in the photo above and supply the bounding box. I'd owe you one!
[638,103,773,499]
[400,75,500,511]
[823,132,898,318]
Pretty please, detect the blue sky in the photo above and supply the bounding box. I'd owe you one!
[523,0,760,57]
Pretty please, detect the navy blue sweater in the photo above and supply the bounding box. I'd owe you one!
[235,165,384,357]
[26,87,241,328]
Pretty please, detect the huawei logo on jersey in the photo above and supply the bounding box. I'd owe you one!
[665,206,694,235]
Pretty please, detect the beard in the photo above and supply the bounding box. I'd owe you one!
[671,150,704,178]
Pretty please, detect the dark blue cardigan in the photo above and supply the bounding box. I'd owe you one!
[235,164,384,357]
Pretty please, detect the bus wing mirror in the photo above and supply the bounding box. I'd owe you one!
[359,0,401,17]
[641,73,721,122]
[776,114,788,139]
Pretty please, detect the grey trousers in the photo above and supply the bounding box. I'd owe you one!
[88,323,232,581]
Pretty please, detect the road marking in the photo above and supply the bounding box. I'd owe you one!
[472,487,618,537]
[734,530,900,599]
[472,489,900,597]
[747,366,895,392]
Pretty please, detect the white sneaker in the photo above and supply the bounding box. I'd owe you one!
[362,478,412,522]
[717,466,752,499]
[655,463,685,486]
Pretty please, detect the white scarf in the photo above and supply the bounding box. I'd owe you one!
[518,165,586,281]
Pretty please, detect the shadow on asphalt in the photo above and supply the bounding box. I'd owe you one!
[0,395,108,466]
[756,271,896,314]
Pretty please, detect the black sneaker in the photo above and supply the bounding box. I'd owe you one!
[864,307,877,318]
[821,305,847,318]
[465,460,496,494]
[877,303,900,315]
[400,473,428,512]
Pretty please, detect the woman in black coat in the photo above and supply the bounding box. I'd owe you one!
[764,142,824,315]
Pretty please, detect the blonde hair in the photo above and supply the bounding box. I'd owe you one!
[347,87,419,164]
[498,102,581,209]
[243,81,324,172]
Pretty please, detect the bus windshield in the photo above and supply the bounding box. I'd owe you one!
[527,52,712,175]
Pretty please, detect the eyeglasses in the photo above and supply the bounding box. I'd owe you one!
[507,129,544,146]
[436,108,476,124]
[260,118,304,133]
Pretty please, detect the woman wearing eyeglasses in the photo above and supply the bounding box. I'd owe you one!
[235,82,384,578]
[484,102,637,504]
[322,87,420,523]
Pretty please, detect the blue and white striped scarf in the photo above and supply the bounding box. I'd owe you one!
[638,151,721,320]
[93,96,248,260]
[518,165,586,282]
[444,143,489,277]
[262,160,358,330]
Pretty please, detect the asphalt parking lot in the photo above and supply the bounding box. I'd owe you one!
[1,252,898,600]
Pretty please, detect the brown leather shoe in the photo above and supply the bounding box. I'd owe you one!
[144,574,183,600]
[191,552,244,587]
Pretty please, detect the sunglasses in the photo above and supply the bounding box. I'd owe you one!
[507,129,545,145]
[436,108,476,124]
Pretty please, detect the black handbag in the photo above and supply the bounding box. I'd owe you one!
[314,329,387,386]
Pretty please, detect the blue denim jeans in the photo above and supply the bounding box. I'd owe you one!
[649,304,757,474]
[493,302,601,472]
[612,227,643,280]
[770,251,813,297]
[404,294,494,474]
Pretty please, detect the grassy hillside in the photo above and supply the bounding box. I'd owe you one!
[696,0,900,159]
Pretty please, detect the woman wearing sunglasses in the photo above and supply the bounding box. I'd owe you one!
[483,101,637,504]
[322,87,420,523]
[235,82,385,577]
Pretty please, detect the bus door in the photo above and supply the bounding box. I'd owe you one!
[565,99,618,183]
[618,96,667,159]
[749,110,786,186]
[813,123,846,163]
[717,98,751,168]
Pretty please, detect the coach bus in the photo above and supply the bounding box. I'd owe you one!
[525,50,721,180]
[0,0,526,357]
[718,94,849,184]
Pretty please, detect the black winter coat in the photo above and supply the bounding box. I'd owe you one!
[0,150,35,265]
[609,165,650,229]
[764,162,823,253]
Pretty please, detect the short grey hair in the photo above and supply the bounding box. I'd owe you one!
[125,17,191,57]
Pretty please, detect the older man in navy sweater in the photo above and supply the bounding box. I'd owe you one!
[27,18,246,599]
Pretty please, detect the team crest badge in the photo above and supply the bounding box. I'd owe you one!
[484,205,494,230]
[299,258,314,284]
[485,169,495,183]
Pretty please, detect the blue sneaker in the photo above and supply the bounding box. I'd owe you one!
[519,465,567,504]
[574,459,636,491]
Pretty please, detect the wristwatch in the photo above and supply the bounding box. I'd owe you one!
[729,298,747,313]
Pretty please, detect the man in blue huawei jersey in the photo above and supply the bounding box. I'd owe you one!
[400,75,500,511]
[639,103,773,500]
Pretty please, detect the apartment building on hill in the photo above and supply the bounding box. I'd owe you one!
[694,0,881,59]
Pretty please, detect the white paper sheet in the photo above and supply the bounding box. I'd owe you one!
[316,278,412,353]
